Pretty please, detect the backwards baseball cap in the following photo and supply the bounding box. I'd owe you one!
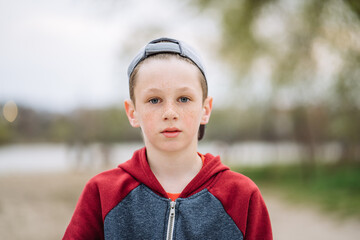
[127,37,207,84]
[127,37,208,140]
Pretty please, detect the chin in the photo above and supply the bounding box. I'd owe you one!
[159,140,197,153]
[147,140,182,151]
[159,144,185,153]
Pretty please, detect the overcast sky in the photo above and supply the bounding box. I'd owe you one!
[0,0,231,113]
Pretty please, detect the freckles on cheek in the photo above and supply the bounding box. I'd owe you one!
[142,113,156,128]
[184,109,202,126]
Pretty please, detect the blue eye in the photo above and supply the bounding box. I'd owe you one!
[149,98,160,104]
[179,97,190,103]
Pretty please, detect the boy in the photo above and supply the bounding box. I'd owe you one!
[63,37,272,239]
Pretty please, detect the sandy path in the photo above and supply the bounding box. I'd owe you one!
[0,172,92,240]
[0,172,359,240]
[263,193,360,240]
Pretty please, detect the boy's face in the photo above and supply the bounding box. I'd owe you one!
[125,57,212,153]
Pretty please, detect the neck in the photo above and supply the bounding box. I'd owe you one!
[146,145,202,193]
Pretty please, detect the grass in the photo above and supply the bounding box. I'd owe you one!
[231,163,360,218]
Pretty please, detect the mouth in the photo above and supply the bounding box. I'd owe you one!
[161,128,182,138]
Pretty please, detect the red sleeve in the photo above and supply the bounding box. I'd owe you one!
[208,171,272,240]
[63,180,104,240]
[244,190,273,240]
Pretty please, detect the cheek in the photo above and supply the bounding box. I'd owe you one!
[139,110,158,130]
[183,108,203,127]
[141,113,152,124]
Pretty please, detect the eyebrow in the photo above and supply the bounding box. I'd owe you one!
[144,87,196,93]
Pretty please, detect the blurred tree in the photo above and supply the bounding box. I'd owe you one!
[193,0,360,163]
[48,115,74,142]
[94,107,141,143]
[0,104,142,145]
[344,0,360,18]
[0,117,13,144]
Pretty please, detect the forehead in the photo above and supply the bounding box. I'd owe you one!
[134,57,203,92]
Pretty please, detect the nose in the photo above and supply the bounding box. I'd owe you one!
[162,102,179,121]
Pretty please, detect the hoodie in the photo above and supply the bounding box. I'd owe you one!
[63,147,272,240]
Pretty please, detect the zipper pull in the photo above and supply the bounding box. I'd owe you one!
[170,201,176,213]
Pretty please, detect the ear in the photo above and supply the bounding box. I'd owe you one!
[124,99,140,128]
[201,96,213,125]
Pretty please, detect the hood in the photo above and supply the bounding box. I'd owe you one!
[119,147,229,199]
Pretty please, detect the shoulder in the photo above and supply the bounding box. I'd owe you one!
[88,167,128,184]
[212,169,259,194]
[208,170,271,238]
[207,169,262,209]
[85,167,140,194]
[81,167,141,219]
[63,167,138,239]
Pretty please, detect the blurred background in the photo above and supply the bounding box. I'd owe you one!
[0,0,359,239]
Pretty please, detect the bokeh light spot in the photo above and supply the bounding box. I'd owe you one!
[3,101,18,123]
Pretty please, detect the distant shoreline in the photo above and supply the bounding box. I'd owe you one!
[0,141,342,175]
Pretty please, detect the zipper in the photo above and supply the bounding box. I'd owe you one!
[166,201,176,240]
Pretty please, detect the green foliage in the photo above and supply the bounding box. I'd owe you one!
[64,107,142,143]
[344,0,360,18]
[194,0,275,74]
[48,116,73,142]
[0,118,13,144]
[206,107,278,142]
[191,0,360,162]
[233,163,360,217]
[0,105,142,145]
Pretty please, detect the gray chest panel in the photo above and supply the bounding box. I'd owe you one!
[104,184,243,240]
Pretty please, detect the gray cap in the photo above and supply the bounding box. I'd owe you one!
[127,37,207,83]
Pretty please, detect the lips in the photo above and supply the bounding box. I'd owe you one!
[161,128,181,138]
